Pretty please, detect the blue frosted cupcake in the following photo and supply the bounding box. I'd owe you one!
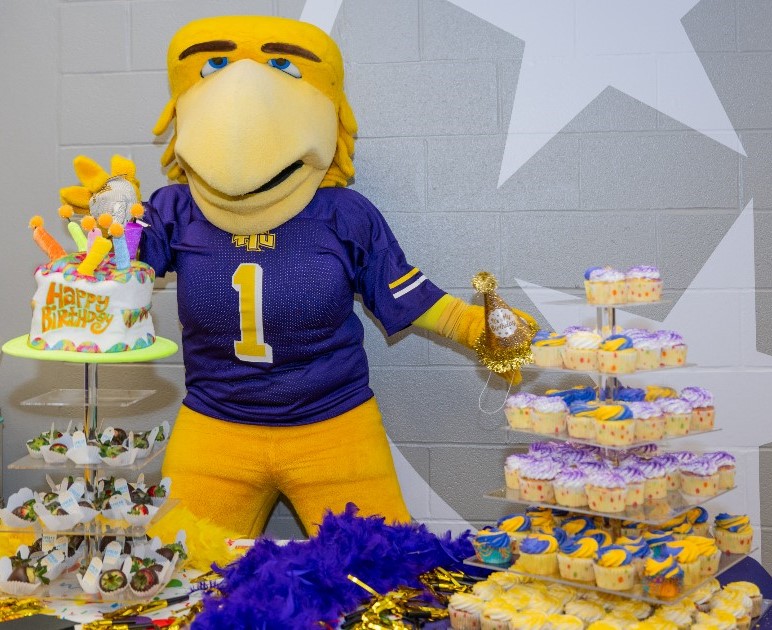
[472,527,512,565]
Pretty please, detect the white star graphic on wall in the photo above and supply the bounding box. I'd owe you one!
[447,0,746,186]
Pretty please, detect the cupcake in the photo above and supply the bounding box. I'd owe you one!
[593,404,635,447]
[628,332,663,371]
[713,514,753,554]
[686,506,710,536]
[615,386,646,402]
[593,545,636,591]
[669,522,694,540]
[645,385,679,401]
[641,530,675,559]
[545,385,597,405]
[627,402,665,442]
[504,453,530,491]
[710,596,752,630]
[531,396,569,436]
[557,536,598,583]
[562,330,602,371]
[597,335,637,375]
[664,540,701,588]
[690,535,721,577]
[616,535,649,577]
[496,513,531,552]
[566,401,599,440]
[564,600,605,624]
[618,466,646,508]
[448,592,485,630]
[560,515,595,538]
[526,506,556,533]
[620,519,648,539]
[635,457,668,500]
[518,458,559,503]
[515,534,559,576]
[507,612,548,629]
[657,330,688,367]
[584,528,614,548]
[584,266,628,305]
[586,469,627,513]
[679,457,720,498]
[479,598,519,630]
[472,527,513,566]
[656,453,682,492]
[680,386,715,431]
[656,398,693,437]
[504,393,537,430]
[547,614,585,630]
[694,610,739,629]
[724,581,762,617]
[530,330,566,368]
[553,469,589,508]
[625,265,662,302]
[642,555,684,600]
[707,451,736,489]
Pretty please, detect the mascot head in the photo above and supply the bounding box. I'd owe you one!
[154,16,357,235]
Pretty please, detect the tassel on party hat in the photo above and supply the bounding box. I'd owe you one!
[471,271,539,374]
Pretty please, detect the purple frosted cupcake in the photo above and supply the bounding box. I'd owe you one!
[636,457,668,500]
[584,266,627,304]
[656,397,693,437]
[504,453,531,491]
[518,458,560,503]
[586,469,627,513]
[680,456,720,498]
[655,453,681,492]
[707,451,736,489]
[553,468,589,508]
[656,329,687,367]
[630,331,663,371]
[531,396,569,436]
[504,392,538,430]
[618,465,646,508]
[628,401,665,442]
[626,265,662,303]
[680,386,715,431]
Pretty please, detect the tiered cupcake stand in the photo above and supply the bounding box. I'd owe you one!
[0,335,180,601]
[465,300,756,607]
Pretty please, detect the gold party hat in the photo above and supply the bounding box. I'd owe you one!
[471,271,539,374]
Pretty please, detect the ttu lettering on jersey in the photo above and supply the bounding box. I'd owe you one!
[140,185,446,426]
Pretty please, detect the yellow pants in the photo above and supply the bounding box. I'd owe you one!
[161,397,411,537]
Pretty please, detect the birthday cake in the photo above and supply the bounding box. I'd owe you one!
[26,176,156,353]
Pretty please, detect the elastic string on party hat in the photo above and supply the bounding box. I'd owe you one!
[478,371,516,416]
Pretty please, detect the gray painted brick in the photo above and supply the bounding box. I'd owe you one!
[395,445,432,520]
[755,291,772,356]
[336,0,419,63]
[428,446,521,524]
[421,0,523,61]
[276,0,305,21]
[657,210,739,290]
[383,212,500,290]
[130,0,273,71]
[347,61,499,138]
[263,498,306,539]
[562,88,659,133]
[682,0,737,52]
[739,0,772,51]
[580,132,739,210]
[500,211,656,290]
[60,72,169,145]
[756,211,772,291]
[763,526,772,574]
[60,2,129,73]
[427,134,580,212]
[761,444,772,526]
[372,367,511,444]
[741,133,772,211]
[350,138,426,213]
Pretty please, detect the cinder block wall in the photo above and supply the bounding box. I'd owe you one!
[1,0,771,566]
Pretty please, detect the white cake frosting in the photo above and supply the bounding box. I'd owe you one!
[29,252,155,353]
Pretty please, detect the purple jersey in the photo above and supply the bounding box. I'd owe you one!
[141,185,445,426]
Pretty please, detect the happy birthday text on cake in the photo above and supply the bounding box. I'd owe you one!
[41,282,112,334]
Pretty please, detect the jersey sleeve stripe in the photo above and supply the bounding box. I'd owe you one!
[388,267,420,289]
[392,274,427,298]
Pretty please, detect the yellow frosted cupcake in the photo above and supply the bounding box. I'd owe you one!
[587,622,625,630]
[496,513,531,553]
[515,533,559,576]
[531,396,569,436]
[695,609,741,629]
[547,614,584,629]
[724,581,762,617]
[479,597,519,630]
[530,331,566,368]
[472,527,513,566]
[564,600,605,624]
[557,536,598,583]
[710,596,751,629]
[566,401,599,439]
[563,330,602,371]
[686,506,711,537]
[714,513,753,554]
[504,393,537,430]
[448,592,486,630]
[597,335,637,375]
[506,611,548,629]
[663,540,701,588]
[593,545,636,591]
[585,266,628,304]
[642,555,683,600]
[593,404,635,446]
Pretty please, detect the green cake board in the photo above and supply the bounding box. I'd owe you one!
[1,335,178,364]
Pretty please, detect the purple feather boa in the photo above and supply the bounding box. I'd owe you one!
[192,503,474,629]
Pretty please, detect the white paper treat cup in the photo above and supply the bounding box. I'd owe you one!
[66,444,101,465]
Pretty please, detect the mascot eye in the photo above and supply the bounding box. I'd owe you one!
[267,58,301,78]
[200,57,229,77]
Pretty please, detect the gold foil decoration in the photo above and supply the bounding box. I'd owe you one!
[471,271,539,374]
[0,596,46,622]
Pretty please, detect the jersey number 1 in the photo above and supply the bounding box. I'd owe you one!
[232,263,274,363]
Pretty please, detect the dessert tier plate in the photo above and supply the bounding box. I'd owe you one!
[502,426,721,452]
[0,499,178,537]
[21,388,156,407]
[543,297,670,308]
[8,444,166,472]
[2,335,178,364]
[521,363,694,376]
[464,548,755,606]
[485,486,736,526]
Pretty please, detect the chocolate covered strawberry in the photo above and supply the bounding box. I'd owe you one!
[49,443,68,455]
[129,567,159,592]
[99,569,127,593]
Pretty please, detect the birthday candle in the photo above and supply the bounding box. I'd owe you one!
[81,216,100,251]
[109,223,130,270]
[29,216,66,261]
[77,236,112,276]
[124,222,143,259]
[58,204,88,251]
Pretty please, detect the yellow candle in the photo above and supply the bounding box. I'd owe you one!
[77,236,112,276]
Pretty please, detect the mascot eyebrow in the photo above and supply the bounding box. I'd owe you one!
[178,39,321,63]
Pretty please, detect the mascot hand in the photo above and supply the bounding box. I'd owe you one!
[60,154,141,214]
[413,295,537,385]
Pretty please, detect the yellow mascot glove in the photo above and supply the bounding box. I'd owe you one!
[413,294,537,385]
[60,154,141,214]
